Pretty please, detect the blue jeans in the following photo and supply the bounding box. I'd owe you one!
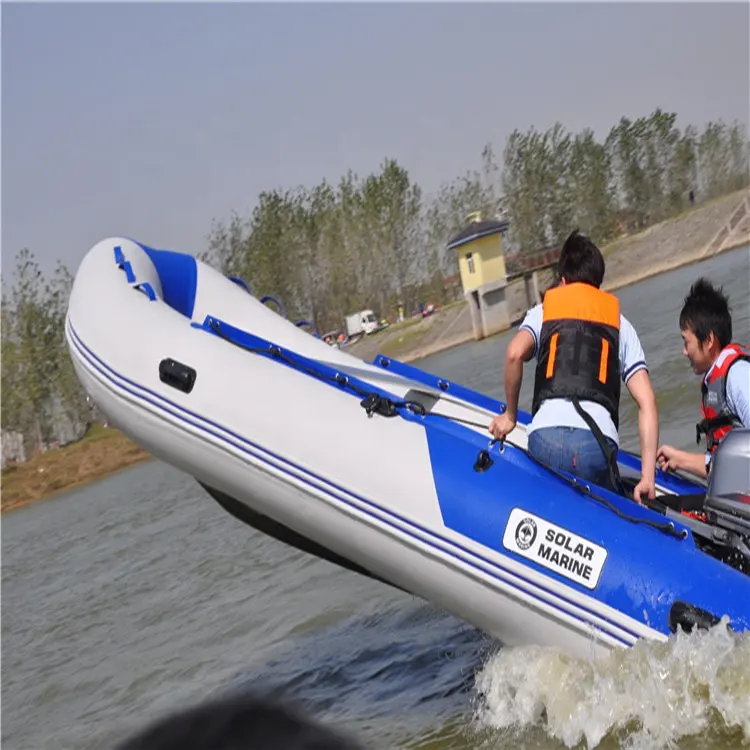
[528,427,619,490]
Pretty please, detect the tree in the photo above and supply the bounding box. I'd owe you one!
[5,109,749,460]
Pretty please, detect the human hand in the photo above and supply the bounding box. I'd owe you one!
[632,477,656,505]
[488,412,516,441]
[656,444,684,473]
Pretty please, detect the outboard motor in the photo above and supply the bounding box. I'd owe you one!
[705,428,750,529]
[703,428,750,571]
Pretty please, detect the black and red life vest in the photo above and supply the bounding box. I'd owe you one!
[696,343,750,455]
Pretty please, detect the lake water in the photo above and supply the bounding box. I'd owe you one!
[3,246,749,750]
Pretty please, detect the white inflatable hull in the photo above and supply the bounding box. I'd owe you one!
[66,237,750,660]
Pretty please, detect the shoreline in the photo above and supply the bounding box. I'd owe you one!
[344,188,749,364]
[1,425,152,514]
[3,193,748,511]
[602,236,749,294]
[397,234,750,364]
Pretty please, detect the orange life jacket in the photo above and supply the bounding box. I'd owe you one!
[697,343,750,455]
[533,282,621,428]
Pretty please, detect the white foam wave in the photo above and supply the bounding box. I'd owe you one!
[474,621,750,749]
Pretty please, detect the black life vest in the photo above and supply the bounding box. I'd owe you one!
[532,282,621,429]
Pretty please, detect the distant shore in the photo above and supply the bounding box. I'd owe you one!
[3,190,748,512]
[347,188,750,364]
[1,425,151,514]
[603,236,749,294]
[343,233,749,367]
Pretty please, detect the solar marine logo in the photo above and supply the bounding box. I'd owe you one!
[515,517,537,550]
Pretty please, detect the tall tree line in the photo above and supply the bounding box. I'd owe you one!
[2,110,748,460]
[2,250,96,462]
[502,110,748,251]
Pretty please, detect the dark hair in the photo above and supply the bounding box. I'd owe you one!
[557,230,605,288]
[678,277,732,348]
[115,692,365,750]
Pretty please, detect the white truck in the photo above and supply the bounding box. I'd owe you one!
[344,309,380,337]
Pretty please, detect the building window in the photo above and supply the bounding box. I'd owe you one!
[466,252,475,274]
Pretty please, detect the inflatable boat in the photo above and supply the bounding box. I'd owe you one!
[65,237,750,660]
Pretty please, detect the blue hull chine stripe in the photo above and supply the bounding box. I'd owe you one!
[65,320,656,648]
[371,354,704,496]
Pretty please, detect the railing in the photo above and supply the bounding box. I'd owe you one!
[506,246,561,279]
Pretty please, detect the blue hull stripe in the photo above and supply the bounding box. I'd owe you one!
[65,320,655,647]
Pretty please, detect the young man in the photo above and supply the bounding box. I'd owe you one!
[657,278,750,479]
[488,230,658,504]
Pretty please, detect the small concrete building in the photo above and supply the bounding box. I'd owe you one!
[447,212,511,340]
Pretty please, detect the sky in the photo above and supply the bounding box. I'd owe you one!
[2,1,749,279]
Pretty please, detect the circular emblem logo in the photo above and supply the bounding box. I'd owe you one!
[515,517,537,550]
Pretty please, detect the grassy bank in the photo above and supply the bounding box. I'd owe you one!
[1,424,151,514]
